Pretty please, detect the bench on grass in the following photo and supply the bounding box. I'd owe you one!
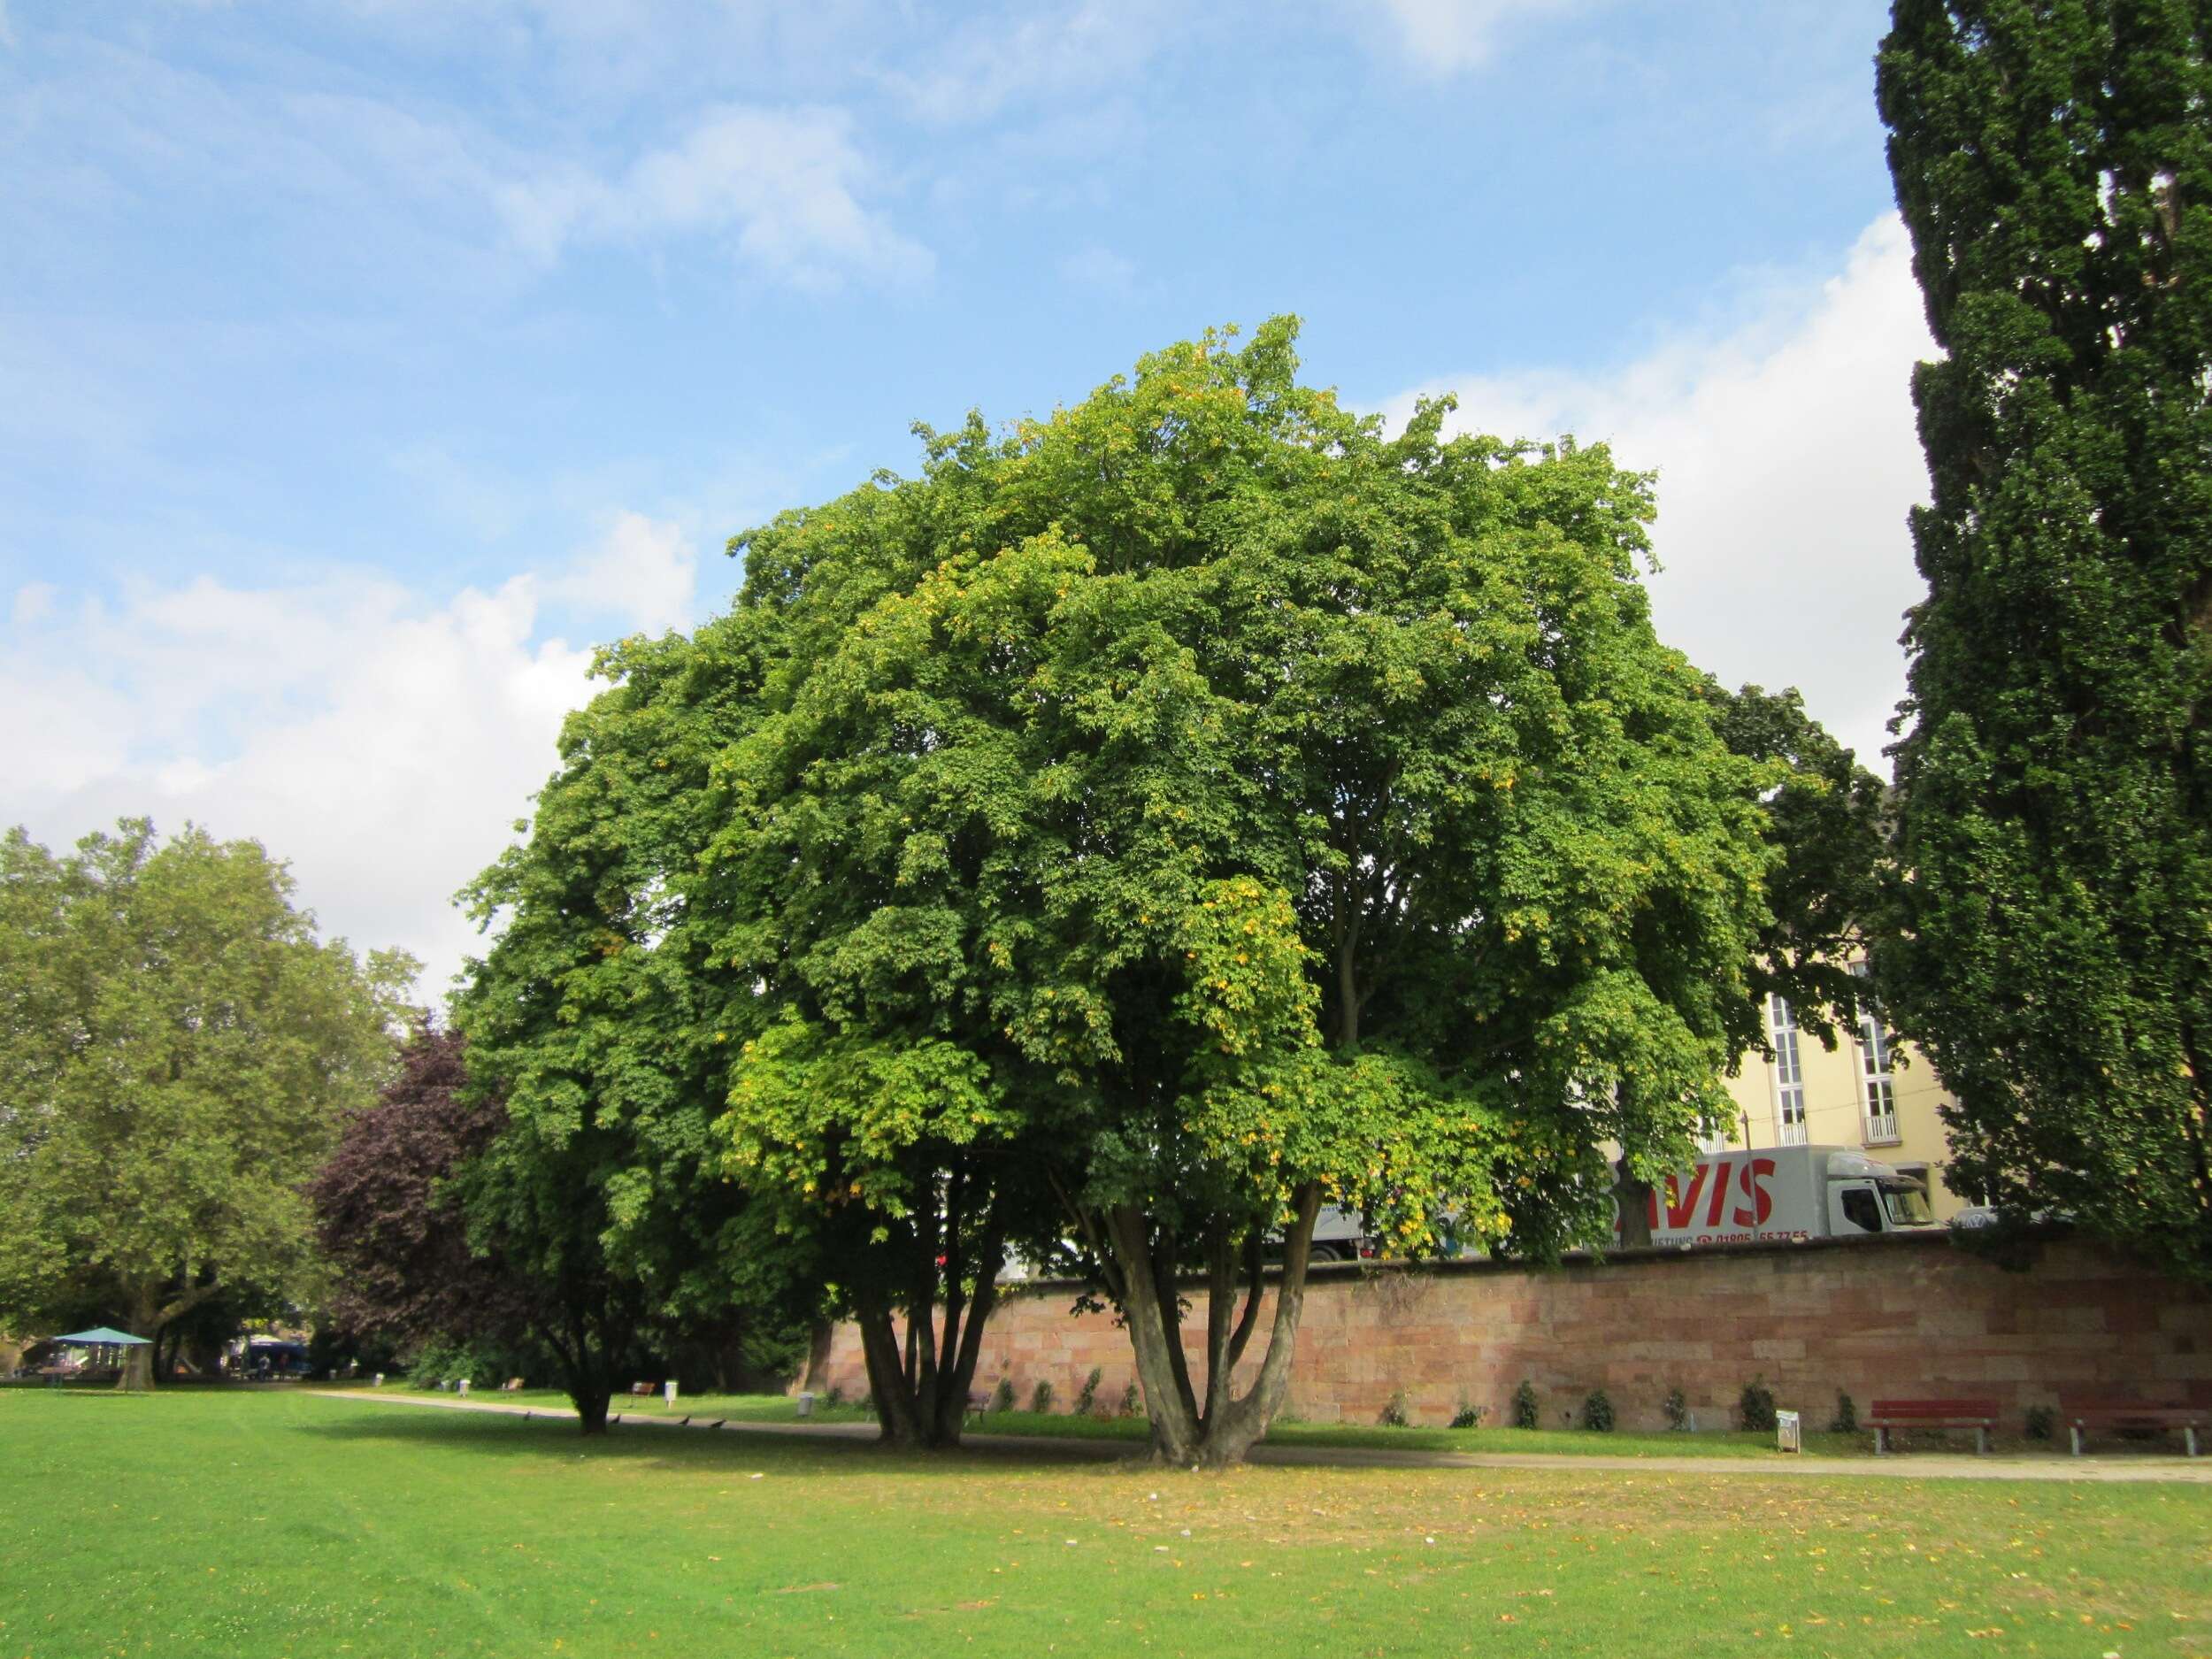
[628,1381,656,1396]
[2059,1394,2203,1458]
[1868,1396,2000,1455]
[964,1391,993,1423]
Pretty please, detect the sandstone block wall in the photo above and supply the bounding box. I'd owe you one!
[805,1233,2210,1432]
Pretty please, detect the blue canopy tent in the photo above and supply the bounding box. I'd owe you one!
[49,1326,151,1389]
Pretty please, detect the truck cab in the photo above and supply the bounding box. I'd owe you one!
[1822,1148,1935,1234]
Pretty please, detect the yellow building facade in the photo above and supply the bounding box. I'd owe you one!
[1711,967,1972,1221]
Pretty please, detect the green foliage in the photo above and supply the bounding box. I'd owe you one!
[455,627,823,1432]
[990,1377,1016,1414]
[702,319,1786,1463]
[1663,1387,1690,1432]
[0,819,411,1373]
[1876,3,2212,1279]
[1119,1381,1141,1417]
[1511,1379,1541,1431]
[1074,1366,1103,1414]
[1379,1389,1411,1428]
[1738,1376,1778,1433]
[2024,1404,2055,1442]
[1698,682,1887,1050]
[1579,1388,1616,1432]
[1450,1400,1487,1430]
[1830,1391,1858,1435]
[1029,1378,1056,1414]
[406,1336,536,1391]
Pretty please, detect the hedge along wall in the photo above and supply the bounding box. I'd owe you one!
[803,1233,2212,1432]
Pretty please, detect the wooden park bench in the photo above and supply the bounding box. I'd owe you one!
[2060,1394,2203,1458]
[628,1381,655,1396]
[1868,1396,2000,1455]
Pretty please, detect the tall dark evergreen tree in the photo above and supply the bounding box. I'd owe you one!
[1876,1,2212,1278]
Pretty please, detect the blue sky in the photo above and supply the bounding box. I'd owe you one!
[1,0,1932,995]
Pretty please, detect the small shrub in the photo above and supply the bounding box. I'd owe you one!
[989,1377,1016,1413]
[2024,1404,2055,1442]
[1379,1388,1411,1428]
[1074,1366,1102,1415]
[1662,1387,1690,1432]
[1510,1379,1540,1431]
[1580,1388,1616,1432]
[1829,1391,1858,1434]
[1119,1381,1141,1417]
[822,1383,845,1409]
[1738,1375,1778,1433]
[1029,1378,1055,1414]
[407,1337,503,1390]
[1449,1399,1487,1430]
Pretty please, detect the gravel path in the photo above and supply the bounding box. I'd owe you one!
[309,1389,2212,1483]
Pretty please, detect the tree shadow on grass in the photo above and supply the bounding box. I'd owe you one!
[298,1404,1148,1480]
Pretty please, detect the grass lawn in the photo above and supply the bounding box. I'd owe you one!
[5,1390,2208,1658]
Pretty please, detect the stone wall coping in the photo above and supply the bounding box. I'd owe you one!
[1000,1225,2093,1301]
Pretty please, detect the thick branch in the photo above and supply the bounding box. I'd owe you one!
[1221,1227,1265,1376]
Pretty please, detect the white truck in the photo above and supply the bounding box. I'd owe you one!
[1617,1145,1937,1248]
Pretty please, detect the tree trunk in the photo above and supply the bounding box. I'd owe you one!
[118,1286,159,1393]
[799,1319,835,1394]
[856,1298,926,1447]
[575,1386,611,1434]
[854,1265,1002,1452]
[1614,1161,1655,1250]
[1109,1185,1323,1467]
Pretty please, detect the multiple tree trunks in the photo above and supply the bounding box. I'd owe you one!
[853,1235,1004,1450]
[1101,1185,1322,1468]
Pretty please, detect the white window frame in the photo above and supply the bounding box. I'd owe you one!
[1768,993,1808,1147]
[1851,962,1900,1142]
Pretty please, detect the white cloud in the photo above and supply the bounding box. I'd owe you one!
[547,511,697,634]
[0,569,601,1004]
[0,502,726,997]
[11,582,55,628]
[1059,243,1136,298]
[496,104,932,288]
[4,39,925,296]
[1370,0,1585,75]
[881,0,1171,124]
[1378,214,1937,772]
[616,106,930,286]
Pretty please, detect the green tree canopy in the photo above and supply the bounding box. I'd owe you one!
[1701,680,1890,1050]
[0,819,411,1386]
[1877,0,2212,1278]
[455,630,816,1432]
[701,320,1786,1463]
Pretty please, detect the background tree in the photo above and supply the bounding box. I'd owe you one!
[1606,682,1888,1246]
[307,1023,541,1366]
[455,629,815,1434]
[0,819,410,1386]
[707,321,1785,1463]
[1702,682,1890,1048]
[1876,1,2212,1278]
